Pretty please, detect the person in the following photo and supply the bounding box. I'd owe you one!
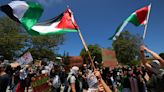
[94,70,112,92]
[65,66,81,92]
[48,65,61,92]
[81,64,89,91]
[15,65,28,92]
[87,69,99,92]
[140,45,164,91]
[122,68,131,92]
[0,64,10,92]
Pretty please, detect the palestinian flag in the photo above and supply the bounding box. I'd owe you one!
[110,5,151,40]
[30,8,79,35]
[0,1,43,30]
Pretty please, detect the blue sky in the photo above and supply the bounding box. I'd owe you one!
[0,0,164,56]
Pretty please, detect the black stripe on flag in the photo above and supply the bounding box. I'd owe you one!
[0,5,20,23]
[35,12,64,26]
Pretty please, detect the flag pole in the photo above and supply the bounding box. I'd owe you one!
[68,7,96,70]
[77,29,96,70]
[143,4,152,39]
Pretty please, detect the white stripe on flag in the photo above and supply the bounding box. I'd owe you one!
[9,1,28,20]
[113,21,128,40]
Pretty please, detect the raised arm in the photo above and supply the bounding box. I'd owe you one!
[141,45,164,67]
[94,70,112,92]
[140,45,153,72]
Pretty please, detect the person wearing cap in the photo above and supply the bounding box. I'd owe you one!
[140,45,164,91]
[140,45,164,74]
[66,66,81,92]
[0,64,10,92]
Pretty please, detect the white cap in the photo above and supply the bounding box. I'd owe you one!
[71,66,79,75]
[150,60,160,74]
[72,66,79,71]
[150,60,160,68]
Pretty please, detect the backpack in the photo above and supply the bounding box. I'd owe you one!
[52,75,61,88]
[64,74,81,92]
[64,75,72,92]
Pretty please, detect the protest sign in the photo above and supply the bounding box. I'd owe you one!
[17,52,33,65]
[31,74,51,92]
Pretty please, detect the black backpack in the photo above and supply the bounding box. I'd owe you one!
[64,74,80,92]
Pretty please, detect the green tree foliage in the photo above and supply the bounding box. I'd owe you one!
[29,34,65,60]
[0,17,28,59]
[0,16,65,60]
[29,48,55,60]
[31,34,64,49]
[112,31,142,65]
[80,44,102,64]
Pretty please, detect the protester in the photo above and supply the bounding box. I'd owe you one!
[15,65,28,92]
[48,65,61,92]
[140,45,164,91]
[65,66,81,92]
[94,70,112,92]
[0,63,10,92]
[81,64,89,91]
[87,69,99,92]
[25,66,35,92]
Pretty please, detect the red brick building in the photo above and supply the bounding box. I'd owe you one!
[101,49,118,68]
[64,56,83,72]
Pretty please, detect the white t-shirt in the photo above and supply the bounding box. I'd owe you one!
[70,76,76,83]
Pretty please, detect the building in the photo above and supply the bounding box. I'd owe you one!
[64,56,83,72]
[101,49,118,68]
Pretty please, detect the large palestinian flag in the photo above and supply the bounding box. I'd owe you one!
[110,5,151,40]
[0,1,43,30]
[30,8,79,35]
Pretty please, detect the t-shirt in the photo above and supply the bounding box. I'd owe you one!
[87,73,98,88]
[68,74,80,92]
[70,76,76,83]
[0,73,10,92]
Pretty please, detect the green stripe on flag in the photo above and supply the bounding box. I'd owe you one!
[39,29,77,35]
[109,23,123,40]
[20,2,43,30]
[29,29,77,35]
[126,13,140,26]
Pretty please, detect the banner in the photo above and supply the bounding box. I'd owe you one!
[17,52,33,65]
[31,74,51,92]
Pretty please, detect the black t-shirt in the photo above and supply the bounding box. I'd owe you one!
[0,73,10,92]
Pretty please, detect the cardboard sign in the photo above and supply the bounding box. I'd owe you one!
[31,74,51,92]
[17,52,33,65]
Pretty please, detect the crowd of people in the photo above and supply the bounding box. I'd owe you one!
[0,45,164,92]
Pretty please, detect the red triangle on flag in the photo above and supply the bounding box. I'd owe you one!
[56,9,78,30]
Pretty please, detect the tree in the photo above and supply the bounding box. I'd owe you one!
[29,48,55,60]
[112,31,142,65]
[0,16,65,60]
[80,44,102,64]
[0,17,28,60]
[29,34,65,60]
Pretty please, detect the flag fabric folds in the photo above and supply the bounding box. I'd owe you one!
[30,8,79,35]
[0,1,43,30]
[110,5,151,40]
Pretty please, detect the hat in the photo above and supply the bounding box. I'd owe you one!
[71,66,79,71]
[150,60,160,69]
[150,60,160,74]
[71,66,79,75]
